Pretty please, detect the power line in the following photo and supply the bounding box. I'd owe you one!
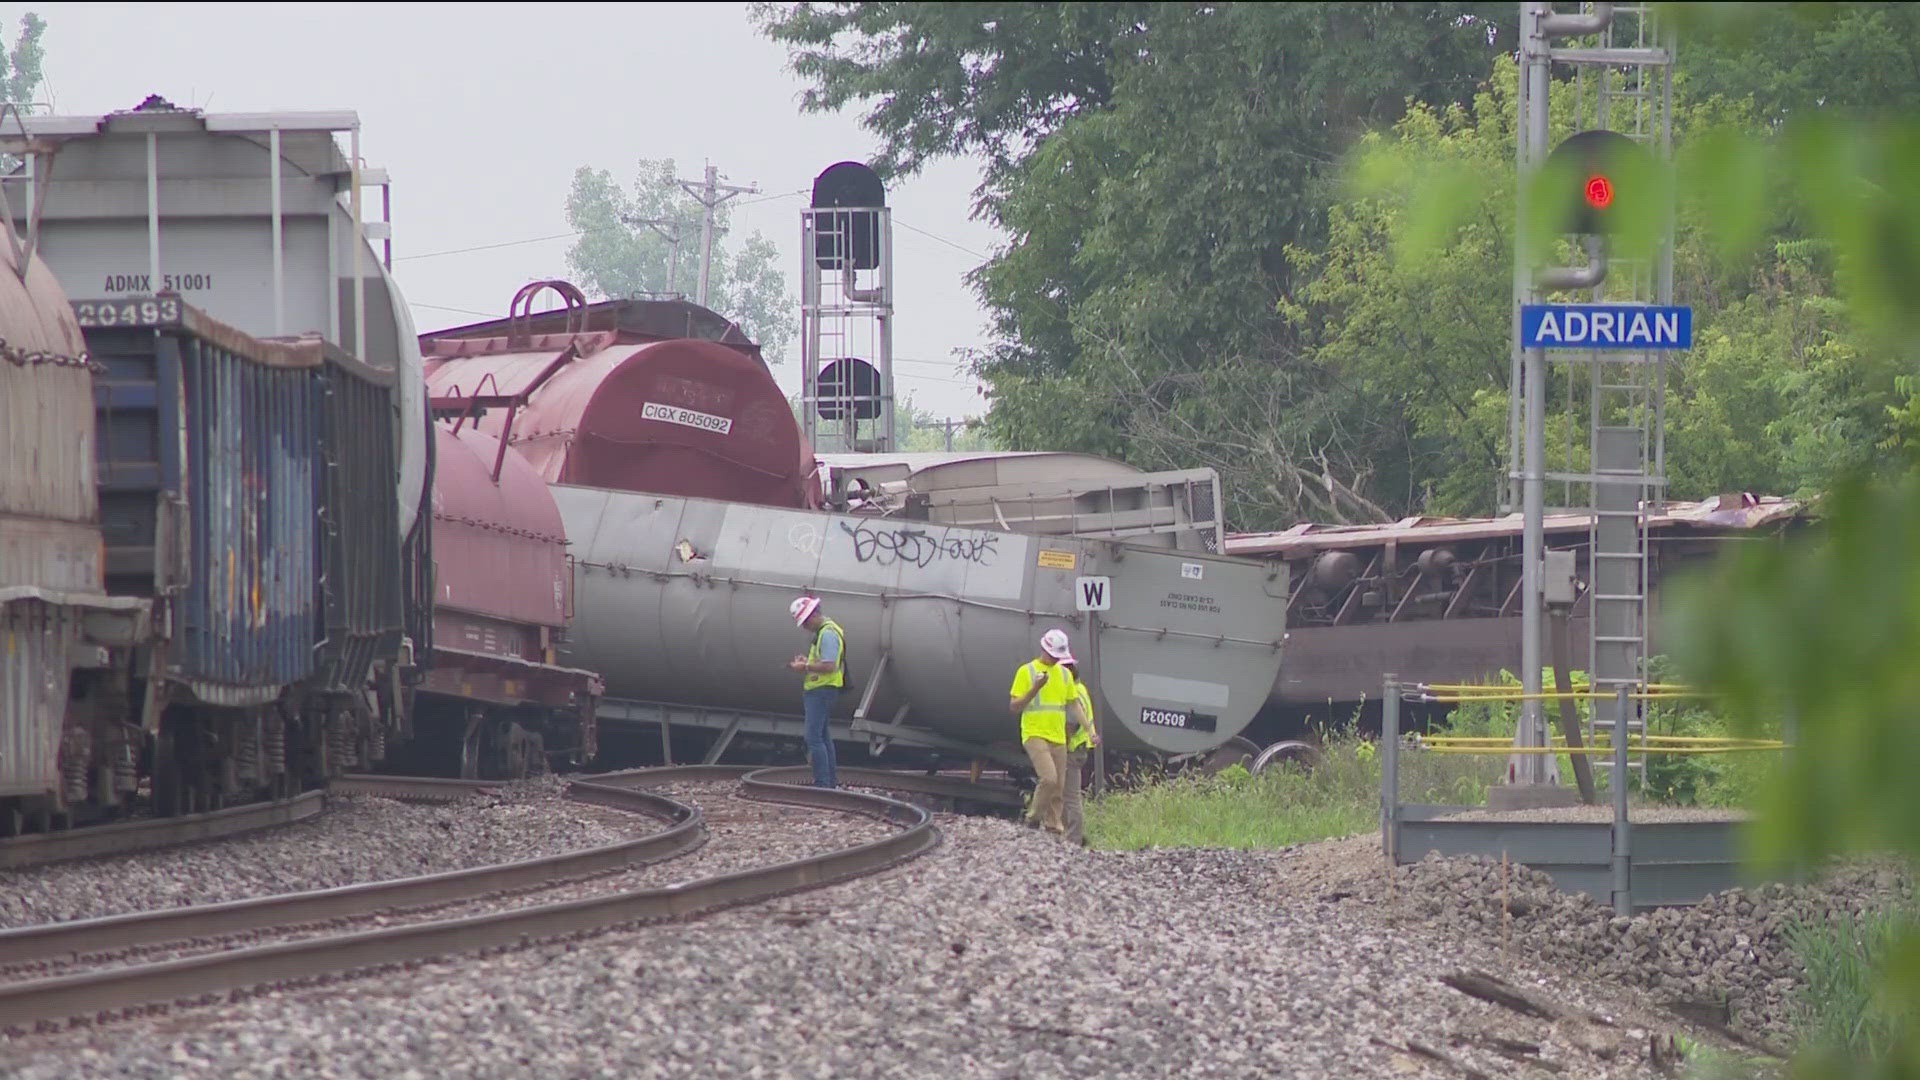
[894,218,991,261]
[396,231,581,262]
[413,301,505,319]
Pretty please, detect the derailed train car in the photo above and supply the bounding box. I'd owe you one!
[557,486,1290,768]
[397,422,601,778]
[0,223,147,833]
[80,299,411,810]
[0,98,440,819]
[419,285,1291,770]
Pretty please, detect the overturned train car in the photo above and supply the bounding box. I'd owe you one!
[555,485,1289,768]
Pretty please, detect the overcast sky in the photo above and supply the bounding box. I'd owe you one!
[22,2,1001,419]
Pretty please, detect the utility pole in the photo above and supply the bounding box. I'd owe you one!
[677,162,758,309]
[622,216,685,297]
[916,417,976,452]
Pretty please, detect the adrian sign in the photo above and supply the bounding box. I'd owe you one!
[1520,304,1692,351]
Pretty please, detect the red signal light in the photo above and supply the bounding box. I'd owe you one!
[1585,174,1614,210]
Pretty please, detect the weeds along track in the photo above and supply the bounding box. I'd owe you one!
[0,766,942,1034]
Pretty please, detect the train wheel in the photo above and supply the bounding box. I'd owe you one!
[1251,740,1324,776]
[1196,736,1261,776]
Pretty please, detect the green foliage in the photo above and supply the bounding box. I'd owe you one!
[1421,662,1784,810]
[763,3,1920,531]
[1678,3,1920,131]
[762,2,1515,528]
[1655,10,1920,1068]
[563,160,793,363]
[1085,726,1492,850]
[0,12,45,108]
[751,2,1151,186]
[1344,57,1906,516]
[1789,906,1919,1072]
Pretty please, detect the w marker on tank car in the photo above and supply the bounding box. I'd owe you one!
[1520,304,1693,350]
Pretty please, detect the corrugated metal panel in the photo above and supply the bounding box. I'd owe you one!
[423,336,810,509]
[430,425,567,630]
[315,356,405,691]
[0,517,103,596]
[176,332,322,689]
[1223,494,1807,558]
[81,307,325,693]
[0,240,97,529]
[0,600,74,798]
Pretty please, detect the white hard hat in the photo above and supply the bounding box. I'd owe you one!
[1040,628,1075,664]
[790,596,822,625]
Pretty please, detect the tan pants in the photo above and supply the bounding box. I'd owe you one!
[1063,748,1088,845]
[1023,737,1068,833]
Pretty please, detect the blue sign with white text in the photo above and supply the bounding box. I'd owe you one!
[1520,304,1693,350]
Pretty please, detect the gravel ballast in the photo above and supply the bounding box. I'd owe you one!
[6,812,1752,1079]
[0,776,640,929]
[1262,827,1913,1047]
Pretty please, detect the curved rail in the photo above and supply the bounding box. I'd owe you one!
[0,780,698,967]
[0,791,326,871]
[0,768,936,1033]
[329,775,509,803]
[587,763,1027,810]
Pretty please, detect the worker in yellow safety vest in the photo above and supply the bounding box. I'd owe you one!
[1060,661,1097,847]
[1008,628,1098,835]
[787,595,846,789]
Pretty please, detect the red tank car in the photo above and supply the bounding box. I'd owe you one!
[421,283,815,510]
[400,422,601,779]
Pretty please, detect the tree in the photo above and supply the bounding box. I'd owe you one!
[759,3,1515,528]
[751,2,1156,190]
[1362,5,1920,1071]
[1680,2,1920,129]
[564,159,795,363]
[1305,55,1903,517]
[0,12,45,108]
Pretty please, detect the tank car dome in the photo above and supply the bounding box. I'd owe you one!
[424,331,812,510]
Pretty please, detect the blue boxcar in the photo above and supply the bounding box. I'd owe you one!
[85,298,406,704]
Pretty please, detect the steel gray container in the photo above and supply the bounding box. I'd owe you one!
[815,452,1226,553]
[1,98,427,544]
[553,484,1288,756]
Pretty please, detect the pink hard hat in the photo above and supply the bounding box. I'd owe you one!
[789,596,822,625]
[1040,628,1075,664]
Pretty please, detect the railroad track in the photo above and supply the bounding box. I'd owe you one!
[0,792,327,872]
[328,774,508,803]
[0,775,505,872]
[0,766,942,1034]
[592,763,1028,810]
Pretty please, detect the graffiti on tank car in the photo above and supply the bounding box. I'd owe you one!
[839,521,999,568]
[788,522,825,557]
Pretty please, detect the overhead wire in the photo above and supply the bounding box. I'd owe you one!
[893,218,991,261]
[395,189,811,263]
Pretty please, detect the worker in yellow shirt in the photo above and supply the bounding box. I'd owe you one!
[1060,661,1097,847]
[1008,628,1097,836]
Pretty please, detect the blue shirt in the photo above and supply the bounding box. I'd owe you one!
[816,627,842,664]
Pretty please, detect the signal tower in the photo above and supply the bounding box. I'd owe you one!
[800,162,896,453]
[1501,2,1675,804]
